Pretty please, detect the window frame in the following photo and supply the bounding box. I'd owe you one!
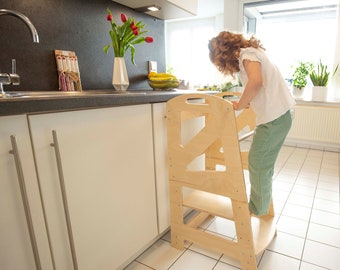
[239,0,340,101]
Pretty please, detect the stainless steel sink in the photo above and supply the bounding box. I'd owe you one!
[0,90,147,98]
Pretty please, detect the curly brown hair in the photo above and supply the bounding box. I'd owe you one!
[208,31,264,76]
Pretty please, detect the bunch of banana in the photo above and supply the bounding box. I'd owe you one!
[148,72,180,89]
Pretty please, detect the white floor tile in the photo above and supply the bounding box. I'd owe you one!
[295,176,318,188]
[315,189,339,203]
[303,240,340,269]
[313,197,340,214]
[188,242,222,260]
[168,249,217,270]
[287,192,314,208]
[321,162,339,170]
[273,181,294,192]
[300,165,320,175]
[257,250,300,270]
[219,250,264,269]
[136,240,185,270]
[317,180,339,192]
[272,200,285,214]
[219,254,242,269]
[206,217,236,238]
[213,261,240,270]
[277,168,299,178]
[318,174,339,183]
[306,149,324,157]
[310,209,340,229]
[307,223,340,248]
[281,203,312,221]
[267,231,304,259]
[161,231,192,248]
[320,168,339,177]
[297,171,319,181]
[291,184,316,197]
[276,215,309,238]
[123,261,153,270]
[299,261,328,270]
[282,162,303,170]
[272,188,290,202]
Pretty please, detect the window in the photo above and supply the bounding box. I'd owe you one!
[243,0,340,98]
[165,18,224,88]
[165,0,340,97]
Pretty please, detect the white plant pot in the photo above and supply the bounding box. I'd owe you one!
[312,86,328,102]
[112,57,129,91]
[233,86,244,92]
[293,86,304,98]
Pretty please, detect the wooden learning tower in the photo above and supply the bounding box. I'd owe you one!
[166,93,276,270]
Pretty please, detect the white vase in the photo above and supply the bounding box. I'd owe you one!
[293,86,304,98]
[312,86,327,102]
[112,57,129,91]
[233,86,244,92]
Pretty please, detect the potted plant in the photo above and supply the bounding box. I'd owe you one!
[291,61,312,97]
[103,8,154,91]
[310,60,338,101]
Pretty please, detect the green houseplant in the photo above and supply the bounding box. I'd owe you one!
[309,60,338,101]
[292,61,313,90]
[310,60,332,87]
[291,61,313,97]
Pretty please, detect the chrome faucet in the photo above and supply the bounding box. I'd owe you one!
[0,9,39,96]
[0,9,39,43]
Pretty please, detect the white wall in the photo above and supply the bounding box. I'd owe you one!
[224,0,241,31]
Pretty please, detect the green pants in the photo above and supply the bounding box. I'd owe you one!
[248,110,293,215]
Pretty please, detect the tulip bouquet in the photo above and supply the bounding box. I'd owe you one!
[103,8,154,65]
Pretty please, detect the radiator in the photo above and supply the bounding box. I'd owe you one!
[286,105,340,150]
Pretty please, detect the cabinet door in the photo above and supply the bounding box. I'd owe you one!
[28,105,158,270]
[152,103,170,233]
[0,115,53,270]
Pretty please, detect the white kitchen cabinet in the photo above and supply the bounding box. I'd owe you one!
[0,115,53,270]
[28,104,158,270]
[152,103,170,233]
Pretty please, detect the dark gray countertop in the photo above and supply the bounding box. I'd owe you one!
[2,89,338,117]
[0,89,205,116]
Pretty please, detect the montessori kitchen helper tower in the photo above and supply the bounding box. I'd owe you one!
[166,93,276,270]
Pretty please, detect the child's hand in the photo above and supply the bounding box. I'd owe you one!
[231,101,239,110]
[231,101,250,110]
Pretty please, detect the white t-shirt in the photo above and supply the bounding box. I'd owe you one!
[239,47,296,125]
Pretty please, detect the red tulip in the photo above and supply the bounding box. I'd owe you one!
[145,36,154,43]
[121,13,127,22]
[104,7,153,65]
[106,14,113,22]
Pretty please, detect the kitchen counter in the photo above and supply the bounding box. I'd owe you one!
[2,89,339,117]
[0,89,206,116]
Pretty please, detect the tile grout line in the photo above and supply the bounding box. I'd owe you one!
[298,148,324,270]
[274,147,307,226]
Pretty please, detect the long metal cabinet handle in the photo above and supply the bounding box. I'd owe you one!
[50,130,79,270]
[9,135,42,270]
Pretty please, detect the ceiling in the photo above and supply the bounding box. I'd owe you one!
[197,0,224,18]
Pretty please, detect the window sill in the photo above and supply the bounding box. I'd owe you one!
[293,88,340,107]
[295,97,340,107]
